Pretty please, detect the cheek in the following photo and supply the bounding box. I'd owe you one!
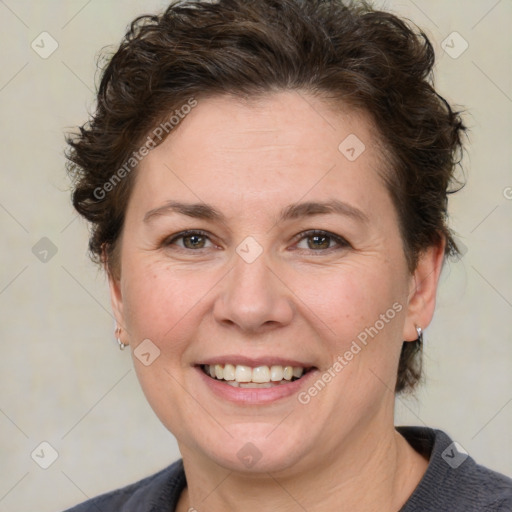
[121,259,207,346]
[303,263,407,395]
[298,261,404,342]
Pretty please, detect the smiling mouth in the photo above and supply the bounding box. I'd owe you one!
[200,363,315,388]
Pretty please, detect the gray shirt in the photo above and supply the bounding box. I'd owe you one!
[63,426,512,511]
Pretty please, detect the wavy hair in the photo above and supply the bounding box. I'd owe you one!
[66,0,467,393]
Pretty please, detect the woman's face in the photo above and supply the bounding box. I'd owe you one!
[110,92,438,474]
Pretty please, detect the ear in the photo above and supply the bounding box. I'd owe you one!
[403,238,446,342]
[108,272,127,341]
[103,246,128,346]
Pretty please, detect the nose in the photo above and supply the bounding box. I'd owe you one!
[213,249,294,334]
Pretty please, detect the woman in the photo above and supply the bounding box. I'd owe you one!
[63,0,512,510]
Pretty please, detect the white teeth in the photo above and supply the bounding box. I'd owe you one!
[223,363,235,381]
[283,366,293,380]
[203,364,308,384]
[235,365,252,382]
[252,366,270,383]
[270,365,284,381]
[292,367,304,378]
[240,382,272,388]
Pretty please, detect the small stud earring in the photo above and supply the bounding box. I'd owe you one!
[416,326,423,343]
[115,325,127,350]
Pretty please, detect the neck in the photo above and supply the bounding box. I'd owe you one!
[176,424,428,512]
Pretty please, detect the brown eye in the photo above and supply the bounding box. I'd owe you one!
[182,234,207,249]
[165,230,213,250]
[294,230,350,252]
[307,234,331,250]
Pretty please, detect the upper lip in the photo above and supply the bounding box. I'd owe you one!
[197,356,316,368]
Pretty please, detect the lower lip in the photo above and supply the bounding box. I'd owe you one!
[195,366,318,404]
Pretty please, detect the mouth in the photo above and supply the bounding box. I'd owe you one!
[199,363,316,388]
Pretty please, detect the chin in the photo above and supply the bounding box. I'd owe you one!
[198,423,314,474]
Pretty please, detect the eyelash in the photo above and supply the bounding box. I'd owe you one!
[163,229,350,253]
[292,229,350,252]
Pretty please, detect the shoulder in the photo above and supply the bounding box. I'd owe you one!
[397,426,512,511]
[467,459,512,510]
[61,459,186,512]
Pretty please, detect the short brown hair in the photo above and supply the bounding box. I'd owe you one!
[65,0,466,393]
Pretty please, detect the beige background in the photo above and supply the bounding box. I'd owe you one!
[0,1,511,510]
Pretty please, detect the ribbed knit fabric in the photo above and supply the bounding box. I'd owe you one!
[63,427,512,511]
[396,427,512,511]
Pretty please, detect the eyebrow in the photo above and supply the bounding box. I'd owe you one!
[143,199,369,224]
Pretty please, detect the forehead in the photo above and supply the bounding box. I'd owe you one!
[133,91,390,220]
[158,91,376,161]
